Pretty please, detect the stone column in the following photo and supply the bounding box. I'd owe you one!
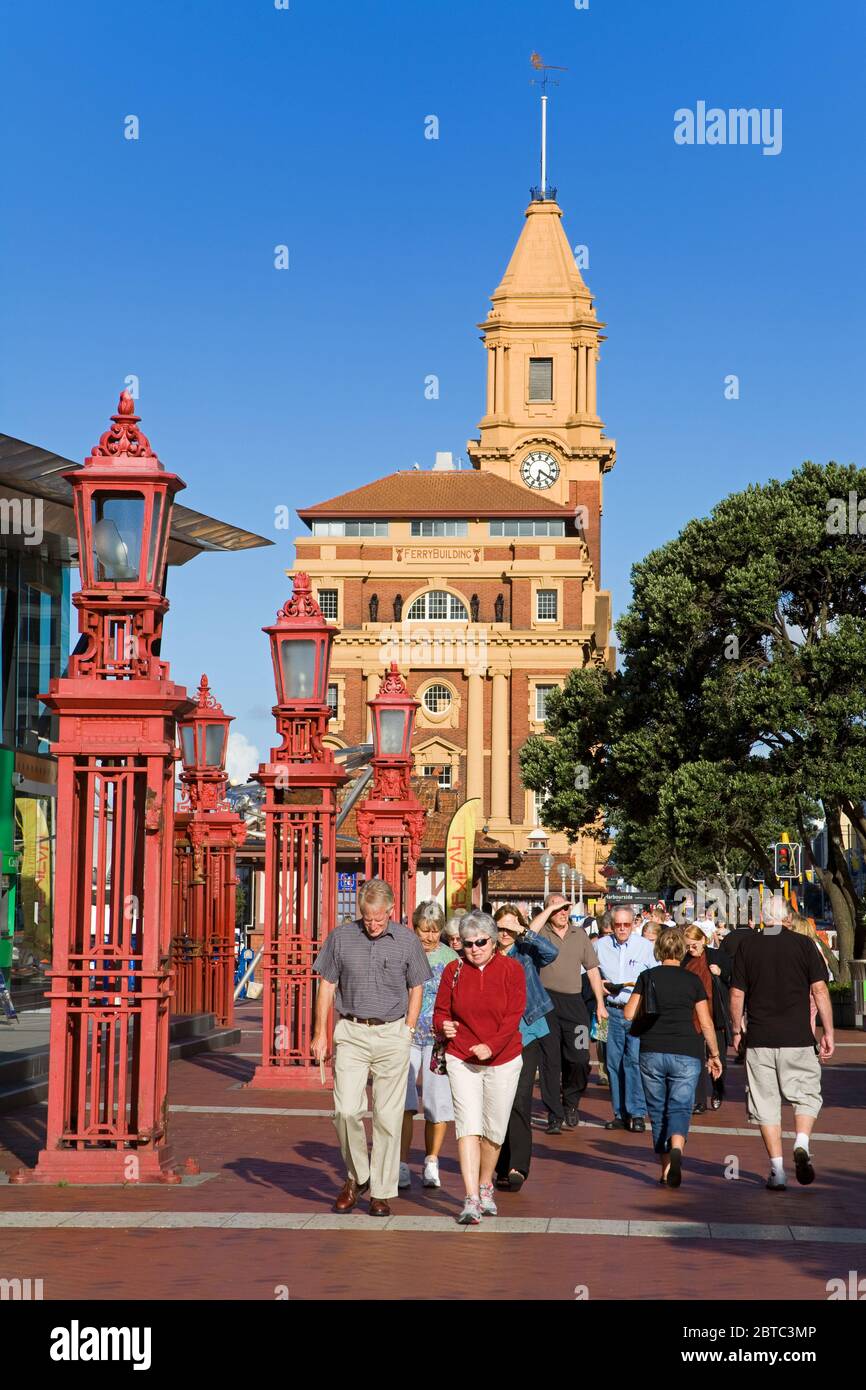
[577,344,588,415]
[466,672,485,811]
[365,672,379,740]
[588,345,597,416]
[490,671,510,821]
[487,346,496,416]
[502,346,510,417]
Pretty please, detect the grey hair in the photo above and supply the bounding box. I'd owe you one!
[443,915,463,938]
[458,909,498,944]
[412,899,445,932]
[611,905,635,922]
[357,878,395,910]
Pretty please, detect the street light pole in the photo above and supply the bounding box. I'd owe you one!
[249,574,347,1090]
[356,664,425,922]
[25,393,192,1184]
[173,676,246,1026]
[540,852,554,901]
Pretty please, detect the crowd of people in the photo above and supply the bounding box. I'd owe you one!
[311,881,835,1223]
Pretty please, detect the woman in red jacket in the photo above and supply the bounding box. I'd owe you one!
[433,910,526,1225]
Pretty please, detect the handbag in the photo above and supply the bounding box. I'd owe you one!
[628,968,660,1037]
[430,961,462,1074]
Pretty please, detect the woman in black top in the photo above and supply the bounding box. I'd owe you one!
[624,928,723,1187]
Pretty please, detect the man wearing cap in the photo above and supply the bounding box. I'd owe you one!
[530,895,607,1134]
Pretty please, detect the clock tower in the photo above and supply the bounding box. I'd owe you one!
[466,195,615,579]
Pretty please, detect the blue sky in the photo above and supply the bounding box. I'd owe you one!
[2,0,863,776]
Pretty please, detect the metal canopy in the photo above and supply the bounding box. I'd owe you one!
[0,431,272,567]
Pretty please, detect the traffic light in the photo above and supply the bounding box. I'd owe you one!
[774,841,801,878]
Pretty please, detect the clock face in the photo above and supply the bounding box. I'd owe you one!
[521,450,560,490]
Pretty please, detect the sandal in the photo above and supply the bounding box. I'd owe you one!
[507,1169,525,1192]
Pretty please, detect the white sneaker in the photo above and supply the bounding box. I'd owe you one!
[422,1156,440,1188]
[479,1182,498,1216]
[398,1162,411,1189]
[766,1169,787,1190]
[457,1196,482,1225]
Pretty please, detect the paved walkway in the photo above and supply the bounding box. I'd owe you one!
[1,1003,864,1300]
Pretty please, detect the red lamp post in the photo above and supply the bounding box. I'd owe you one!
[357,664,426,923]
[172,676,246,1026]
[248,573,346,1090]
[26,393,193,1184]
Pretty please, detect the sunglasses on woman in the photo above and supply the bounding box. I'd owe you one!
[464,938,490,949]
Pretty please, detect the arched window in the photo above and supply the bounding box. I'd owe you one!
[406,590,468,621]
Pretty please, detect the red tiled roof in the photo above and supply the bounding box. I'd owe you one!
[487,858,604,897]
[298,471,574,521]
[336,776,518,861]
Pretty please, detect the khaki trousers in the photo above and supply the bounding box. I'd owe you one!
[332,1017,413,1200]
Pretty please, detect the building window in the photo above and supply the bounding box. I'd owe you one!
[535,684,556,722]
[423,763,453,789]
[327,683,339,719]
[536,590,557,621]
[528,357,553,402]
[406,590,468,621]
[317,589,338,621]
[311,520,389,536]
[410,520,469,538]
[422,684,452,715]
[531,789,551,825]
[489,520,565,537]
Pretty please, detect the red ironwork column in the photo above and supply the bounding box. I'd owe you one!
[356,665,426,924]
[24,393,193,1185]
[249,575,346,1090]
[172,676,246,1027]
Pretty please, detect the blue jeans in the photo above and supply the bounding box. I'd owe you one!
[605,1008,646,1121]
[639,1052,702,1153]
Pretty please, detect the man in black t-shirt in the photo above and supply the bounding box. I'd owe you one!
[730,899,833,1192]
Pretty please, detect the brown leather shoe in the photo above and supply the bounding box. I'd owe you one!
[368,1198,392,1217]
[333,1177,369,1213]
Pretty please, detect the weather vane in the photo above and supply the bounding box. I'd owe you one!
[529,52,568,200]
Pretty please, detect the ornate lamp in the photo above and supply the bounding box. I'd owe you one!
[67,392,182,677]
[24,392,192,1185]
[369,662,420,766]
[357,665,426,922]
[178,675,233,786]
[265,573,335,708]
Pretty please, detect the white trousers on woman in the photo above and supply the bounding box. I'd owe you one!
[445,1054,523,1144]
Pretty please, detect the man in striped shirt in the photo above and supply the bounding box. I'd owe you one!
[312,879,431,1217]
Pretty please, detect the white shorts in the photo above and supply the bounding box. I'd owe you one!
[405,1042,455,1124]
[745,1046,823,1126]
[445,1053,523,1144]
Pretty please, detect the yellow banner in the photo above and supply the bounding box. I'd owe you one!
[445,798,480,918]
[16,796,53,959]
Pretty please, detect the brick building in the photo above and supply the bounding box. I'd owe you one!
[292,192,615,901]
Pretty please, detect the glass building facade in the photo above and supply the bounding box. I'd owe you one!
[0,545,71,997]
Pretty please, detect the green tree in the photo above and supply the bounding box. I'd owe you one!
[521,461,866,980]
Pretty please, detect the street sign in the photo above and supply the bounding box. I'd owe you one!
[337,873,357,892]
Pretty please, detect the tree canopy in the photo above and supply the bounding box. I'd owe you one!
[520,461,866,979]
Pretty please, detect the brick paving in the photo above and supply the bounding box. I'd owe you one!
[1,1001,864,1300]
